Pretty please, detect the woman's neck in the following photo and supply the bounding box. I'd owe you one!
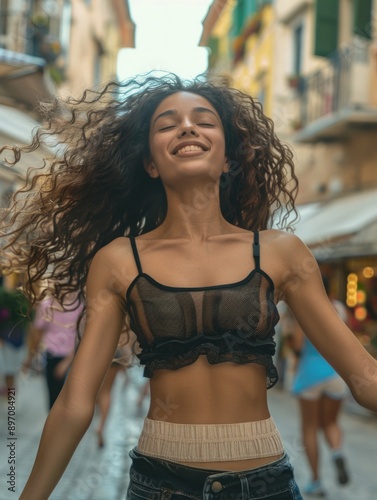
[158,191,233,241]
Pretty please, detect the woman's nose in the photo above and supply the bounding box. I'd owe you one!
[178,121,199,137]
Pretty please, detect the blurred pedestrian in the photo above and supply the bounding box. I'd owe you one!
[1,73,376,500]
[290,277,350,496]
[23,294,83,409]
[0,277,29,394]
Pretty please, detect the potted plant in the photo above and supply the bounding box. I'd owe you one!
[287,74,301,89]
[0,288,30,348]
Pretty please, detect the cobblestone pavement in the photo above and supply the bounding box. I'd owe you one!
[0,367,376,499]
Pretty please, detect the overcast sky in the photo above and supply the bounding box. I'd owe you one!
[117,0,213,81]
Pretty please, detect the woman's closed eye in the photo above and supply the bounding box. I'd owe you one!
[158,121,216,131]
[159,125,176,131]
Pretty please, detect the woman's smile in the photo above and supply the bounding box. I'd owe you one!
[174,144,207,157]
[147,91,226,181]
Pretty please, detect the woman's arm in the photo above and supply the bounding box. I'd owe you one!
[280,234,377,413]
[20,246,126,499]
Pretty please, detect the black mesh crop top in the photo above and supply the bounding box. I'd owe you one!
[125,231,279,388]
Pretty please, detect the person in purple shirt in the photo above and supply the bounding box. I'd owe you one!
[24,295,83,409]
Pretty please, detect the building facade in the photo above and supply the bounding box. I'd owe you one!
[204,0,377,359]
[0,0,134,205]
[203,0,276,117]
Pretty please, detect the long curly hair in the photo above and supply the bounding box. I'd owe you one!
[0,72,298,305]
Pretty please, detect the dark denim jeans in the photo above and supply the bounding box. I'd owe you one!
[126,448,303,499]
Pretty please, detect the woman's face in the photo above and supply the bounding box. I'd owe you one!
[146,91,227,186]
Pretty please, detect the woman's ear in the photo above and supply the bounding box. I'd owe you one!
[144,158,159,179]
[223,157,230,174]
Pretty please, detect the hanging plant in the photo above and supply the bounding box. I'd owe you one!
[0,288,31,347]
[287,74,303,90]
[31,11,49,28]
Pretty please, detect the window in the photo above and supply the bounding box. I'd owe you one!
[314,0,339,57]
[245,0,257,17]
[233,0,246,37]
[353,0,372,39]
[0,0,9,37]
[293,24,303,75]
[208,36,219,67]
[232,0,259,38]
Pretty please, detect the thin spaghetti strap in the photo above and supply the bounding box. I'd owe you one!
[129,236,143,275]
[253,231,260,269]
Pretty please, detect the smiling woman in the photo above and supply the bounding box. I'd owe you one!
[145,92,227,188]
[0,73,298,303]
[2,73,377,500]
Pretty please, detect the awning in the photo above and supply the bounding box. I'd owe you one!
[0,49,47,77]
[295,188,377,259]
[0,103,41,144]
[311,218,377,261]
[0,49,55,112]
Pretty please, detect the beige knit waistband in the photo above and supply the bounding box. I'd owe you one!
[137,416,284,463]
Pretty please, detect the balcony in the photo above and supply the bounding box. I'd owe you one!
[293,38,377,143]
[0,48,55,113]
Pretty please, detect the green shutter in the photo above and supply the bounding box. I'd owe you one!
[208,37,219,55]
[208,36,219,67]
[314,0,339,57]
[245,0,257,17]
[232,0,244,37]
[353,0,372,39]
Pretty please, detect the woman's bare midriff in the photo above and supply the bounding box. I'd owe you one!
[177,454,284,472]
[146,356,281,471]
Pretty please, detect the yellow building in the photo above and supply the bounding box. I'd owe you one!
[204,1,276,118]
[0,0,134,204]
[201,1,233,77]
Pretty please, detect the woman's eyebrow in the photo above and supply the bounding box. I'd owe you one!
[153,109,177,125]
[193,107,218,118]
[153,107,218,126]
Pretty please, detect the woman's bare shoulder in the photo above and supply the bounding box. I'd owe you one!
[259,228,305,250]
[89,237,137,293]
[258,229,314,287]
[94,236,133,259]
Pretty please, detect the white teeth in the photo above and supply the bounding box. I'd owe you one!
[176,145,204,154]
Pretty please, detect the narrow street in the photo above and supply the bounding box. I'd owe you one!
[0,367,376,499]
[1,1,377,500]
